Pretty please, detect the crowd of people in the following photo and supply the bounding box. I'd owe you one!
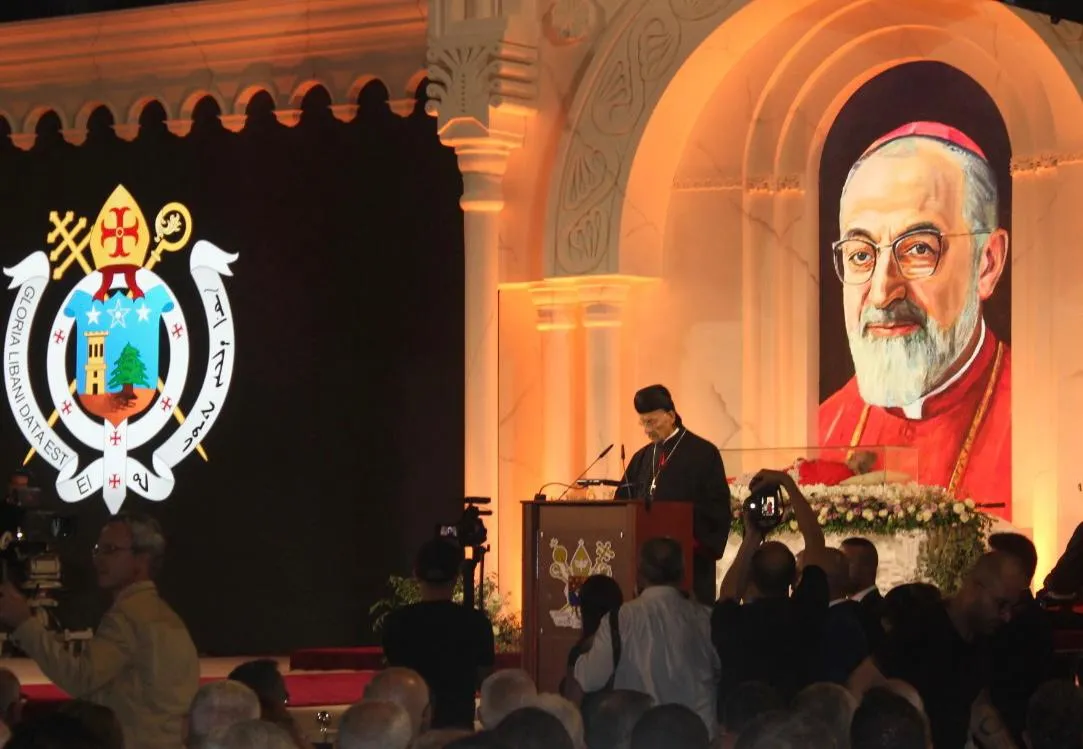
[0,471,1082,748]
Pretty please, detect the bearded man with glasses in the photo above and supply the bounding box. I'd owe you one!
[0,512,199,749]
[819,121,1011,506]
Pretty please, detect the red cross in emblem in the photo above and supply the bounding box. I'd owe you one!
[110,431,121,446]
[108,474,121,489]
[60,401,72,415]
[52,329,65,344]
[160,396,173,411]
[99,207,139,258]
[171,324,184,339]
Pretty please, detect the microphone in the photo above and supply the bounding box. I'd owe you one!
[575,479,622,487]
[620,444,627,478]
[554,444,614,501]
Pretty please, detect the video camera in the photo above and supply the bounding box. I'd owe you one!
[436,497,492,611]
[744,480,786,533]
[436,496,492,549]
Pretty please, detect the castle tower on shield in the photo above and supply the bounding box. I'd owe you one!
[84,330,108,395]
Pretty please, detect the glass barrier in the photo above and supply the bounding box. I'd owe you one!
[720,445,920,489]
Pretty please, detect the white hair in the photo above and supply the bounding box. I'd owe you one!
[205,719,296,749]
[362,667,430,737]
[479,669,537,729]
[336,700,413,749]
[527,693,585,749]
[187,681,262,749]
[111,512,167,573]
[838,136,997,407]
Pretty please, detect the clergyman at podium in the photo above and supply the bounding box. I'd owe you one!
[615,384,732,605]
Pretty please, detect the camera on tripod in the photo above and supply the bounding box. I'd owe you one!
[435,497,492,611]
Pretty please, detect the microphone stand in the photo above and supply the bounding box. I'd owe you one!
[555,444,614,500]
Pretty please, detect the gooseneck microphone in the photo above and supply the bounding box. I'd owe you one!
[552,444,614,501]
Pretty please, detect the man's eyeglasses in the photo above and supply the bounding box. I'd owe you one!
[92,543,133,557]
[832,229,991,285]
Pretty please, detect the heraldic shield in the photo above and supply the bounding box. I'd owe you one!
[2,183,239,513]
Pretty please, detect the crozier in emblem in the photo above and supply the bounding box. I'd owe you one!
[548,537,616,628]
[3,184,238,512]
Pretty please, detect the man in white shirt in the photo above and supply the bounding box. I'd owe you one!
[574,538,719,737]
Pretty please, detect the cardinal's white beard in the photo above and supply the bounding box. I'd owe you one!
[847,290,981,409]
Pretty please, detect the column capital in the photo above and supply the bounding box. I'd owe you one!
[529,284,579,331]
[578,282,629,329]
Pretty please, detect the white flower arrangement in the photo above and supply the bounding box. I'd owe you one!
[729,481,986,535]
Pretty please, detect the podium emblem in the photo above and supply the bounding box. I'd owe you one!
[548,537,615,628]
[3,185,238,512]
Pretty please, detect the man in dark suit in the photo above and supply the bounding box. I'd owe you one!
[615,385,731,604]
[841,537,884,650]
[816,548,869,685]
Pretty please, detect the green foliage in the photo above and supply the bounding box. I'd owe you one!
[917,523,990,595]
[108,343,150,390]
[369,574,523,653]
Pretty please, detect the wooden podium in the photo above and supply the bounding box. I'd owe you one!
[520,499,694,692]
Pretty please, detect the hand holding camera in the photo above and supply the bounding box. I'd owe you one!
[743,468,794,533]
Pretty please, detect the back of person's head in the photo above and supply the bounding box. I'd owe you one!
[527,694,584,749]
[881,583,940,633]
[750,542,797,597]
[1025,680,1083,749]
[630,704,709,749]
[840,538,879,591]
[205,719,296,749]
[404,728,472,749]
[881,681,924,715]
[793,683,857,749]
[336,700,413,749]
[363,667,431,737]
[56,701,123,749]
[494,706,574,749]
[186,681,262,748]
[850,687,928,749]
[735,711,836,749]
[578,575,624,637]
[0,667,21,726]
[723,682,782,736]
[583,690,654,749]
[638,538,684,587]
[7,713,112,749]
[479,669,537,729]
[821,549,854,601]
[226,659,289,706]
[989,532,1039,585]
[415,538,464,586]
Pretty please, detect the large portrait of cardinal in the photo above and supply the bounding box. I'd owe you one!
[818,119,1011,506]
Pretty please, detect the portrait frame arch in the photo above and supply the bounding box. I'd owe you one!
[542,0,1083,578]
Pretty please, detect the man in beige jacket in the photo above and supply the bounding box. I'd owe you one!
[0,512,199,749]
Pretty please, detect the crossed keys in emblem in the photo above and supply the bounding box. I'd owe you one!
[25,205,209,465]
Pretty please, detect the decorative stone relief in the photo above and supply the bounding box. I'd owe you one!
[1010,151,1083,175]
[543,0,604,45]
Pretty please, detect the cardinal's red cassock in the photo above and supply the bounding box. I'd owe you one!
[819,324,1011,516]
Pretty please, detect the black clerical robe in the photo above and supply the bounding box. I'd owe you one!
[615,426,731,604]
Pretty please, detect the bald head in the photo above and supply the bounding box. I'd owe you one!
[841,538,879,592]
[186,681,262,749]
[751,542,796,598]
[338,700,413,749]
[883,679,925,714]
[528,694,584,749]
[958,551,1029,636]
[363,667,430,737]
[205,719,296,749]
[480,669,537,729]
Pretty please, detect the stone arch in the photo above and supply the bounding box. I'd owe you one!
[233,83,279,115]
[73,100,118,134]
[288,79,330,110]
[345,75,381,105]
[179,89,226,123]
[22,105,67,136]
[126,95,175,125]
[544,0,1083,279]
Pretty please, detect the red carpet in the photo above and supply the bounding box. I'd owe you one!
[289,646,521,672]
[22,671,376,708]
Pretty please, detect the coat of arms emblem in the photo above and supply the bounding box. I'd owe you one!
[2,185,237,512]
[548,537,615,628]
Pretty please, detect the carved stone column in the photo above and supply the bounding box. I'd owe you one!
[579,282,629,482]
[531,286,578,486]
[426,25,536,588]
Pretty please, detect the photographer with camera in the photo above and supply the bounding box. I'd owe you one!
[710,469,831,709]
[0,512,199,749]
[382,536,496,730]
